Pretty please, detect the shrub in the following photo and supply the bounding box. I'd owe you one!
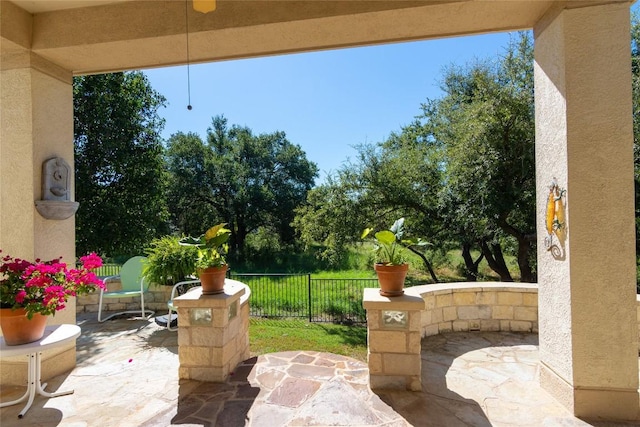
[143,236,198,286]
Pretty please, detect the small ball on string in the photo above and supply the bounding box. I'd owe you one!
[187,104,192,110]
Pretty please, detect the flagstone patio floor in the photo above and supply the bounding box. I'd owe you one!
[1,313,639,426]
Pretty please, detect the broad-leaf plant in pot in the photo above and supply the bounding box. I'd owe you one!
[362,218,414,297]
[179,223,231,295]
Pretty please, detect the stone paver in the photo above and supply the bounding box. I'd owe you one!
[375,333,640,427]
[1,315,639,426]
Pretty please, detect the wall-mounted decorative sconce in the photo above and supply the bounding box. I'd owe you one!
[34,157,79,220]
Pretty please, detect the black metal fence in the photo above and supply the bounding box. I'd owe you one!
[228,273,379,324]
[91,265,378,324]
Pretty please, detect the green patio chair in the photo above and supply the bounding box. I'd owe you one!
[97,256,155,322]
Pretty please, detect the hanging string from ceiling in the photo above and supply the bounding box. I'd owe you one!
[184,0,192,110]
[185,1,217,110]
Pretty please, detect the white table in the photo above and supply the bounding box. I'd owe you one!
[0,324,81,418]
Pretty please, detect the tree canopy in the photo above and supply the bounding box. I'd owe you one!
[73,22,640,282]
[294,32,536,282]
[425,33,536,281]
[166,115,318,255]
[74,71,169,258]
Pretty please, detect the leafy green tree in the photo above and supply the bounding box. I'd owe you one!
[74,72,169,258]
[293,176,367,268]
[295,33,535,282]
[166,115,318,255]
[165,131,218,236]
[419,33,536,282]
[294,131,444,280]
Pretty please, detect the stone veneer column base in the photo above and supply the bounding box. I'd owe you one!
[540,363,640,422]
[176,280,250,383]
[363,288,425,391]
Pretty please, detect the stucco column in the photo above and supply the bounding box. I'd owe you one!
[1,49,77,384]
[534,3,639,420]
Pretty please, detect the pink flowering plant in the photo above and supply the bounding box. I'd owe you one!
[0,251,106,318]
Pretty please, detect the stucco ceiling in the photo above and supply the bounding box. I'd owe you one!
[1,0,633,75]
[11,0,129,13]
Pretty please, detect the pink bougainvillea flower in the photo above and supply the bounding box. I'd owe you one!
[0,251,105,318]
[79,252,103,270]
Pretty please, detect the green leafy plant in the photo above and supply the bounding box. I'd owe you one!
[143,236,199,286]
[179,223,232,270]
[361,218,416,266]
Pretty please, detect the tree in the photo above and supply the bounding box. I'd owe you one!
[166,115,318,255]
[294,130,445,280]
[294,33,536,283]
[293,176,367,268]
[74,72,169,258]
[421,33,536,282]
[165,131,218,236]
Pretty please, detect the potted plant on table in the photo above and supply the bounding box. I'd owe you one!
[362,218,415,297]
[179,223,231,295]
[0,251,105,345]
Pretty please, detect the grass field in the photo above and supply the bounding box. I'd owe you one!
[231,273,375,322]
[248,318,368,361]
[96,245,527,361]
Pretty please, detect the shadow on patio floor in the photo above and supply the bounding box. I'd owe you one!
[1,314,639,426]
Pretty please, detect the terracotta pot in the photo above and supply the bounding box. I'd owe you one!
[374,263,408,297]
[0,308,48,346]
[198,265,228,295]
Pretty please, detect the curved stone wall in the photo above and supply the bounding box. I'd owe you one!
[364,283,640,391]
[408,283,539,337]
[76,281,174,315]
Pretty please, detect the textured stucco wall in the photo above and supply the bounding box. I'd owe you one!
[534,3,639,419]
[1,64,36,259]
[0,52,76,384]
[0,52,75,324]
[534,3,574,389]
[1,0,556,75]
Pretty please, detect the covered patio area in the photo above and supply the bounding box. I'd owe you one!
[1,314,637,426]
[2,0,639,422]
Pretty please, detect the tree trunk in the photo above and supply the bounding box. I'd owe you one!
[232,218,247,255]
[497,217,536,283]
[407,246,439,283]
[515,237,535,283]
[461,242,484,282]
[479,239,513,282]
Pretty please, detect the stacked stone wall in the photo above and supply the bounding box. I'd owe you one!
[175,280,251,382]
[76,280,173,315]
[416,283,539,337]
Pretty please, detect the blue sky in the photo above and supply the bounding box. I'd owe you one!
[144,32,520,182]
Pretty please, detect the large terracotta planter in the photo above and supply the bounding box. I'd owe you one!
[0,308,48,346]
[198,265,228,295]
[374,263,408,297]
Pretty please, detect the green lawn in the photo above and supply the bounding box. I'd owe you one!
[249,318,368,362]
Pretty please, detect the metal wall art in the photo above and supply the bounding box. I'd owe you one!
[544,177,567,260]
